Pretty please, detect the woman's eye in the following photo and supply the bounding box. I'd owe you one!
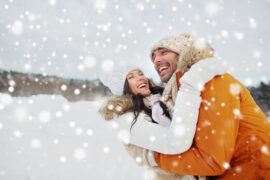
[128,76,134,79]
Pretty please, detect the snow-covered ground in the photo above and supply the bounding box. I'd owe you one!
[0,93,146,180]
[0,93,269,180]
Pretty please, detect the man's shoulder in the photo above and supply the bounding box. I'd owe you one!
[209,73,239,86]
[202,73,245,99]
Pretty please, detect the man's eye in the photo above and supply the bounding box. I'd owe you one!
[161,51,167,55]
[152,54,156,60]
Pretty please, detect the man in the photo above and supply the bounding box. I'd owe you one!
[150,33,270,179]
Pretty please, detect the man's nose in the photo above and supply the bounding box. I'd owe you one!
[153,55,162,65]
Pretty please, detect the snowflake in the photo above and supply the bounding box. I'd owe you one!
[84,56,96,68]
[149,136,156,142]
[15,107,28,121]
[24,63,31,71]
[101,59,114,72]
[143,168,157,180]
[74,88,80,95]
[221,30,229,38]
[55,111,63,117]
[202,120,211,127]
[75,127,83,135]
[62,104,70,111]
[14,41,20,46]
[249,18,257,29]
[173,124,186,136]
[223,162,230,169]
[38,110,51,123]
[136,3,145,11]
[87,129,93,136]
[229,83,241,95]
[107,104,114,110]
[244,78,253,86]
[205,2,219,16]
[60,84,67,91]
[49,0,57,6]
[14,130,24,138]
[252,50,261,59]
[110,121,119,128]
[117,130,130,142]
[53,139,59,144]
[83,142,88,148]
[235,166,242,173]
[172,161,179,167]
[116,105,122,112]
[136,157,142,163]
[257,61,262,67]
[146,27,152,33]
[69,121,76,127]
[94,0,106,10]
[74,148,87,160]
[31,138,41,149]
[261,145,270,155]
[11,20,23,35]
[0,94,12,105]
[103,147,110,153]
[233,32,244,40]
[60,156,67,163]
[27,13,36,22]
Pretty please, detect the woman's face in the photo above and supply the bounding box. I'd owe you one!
[126,69,151,97]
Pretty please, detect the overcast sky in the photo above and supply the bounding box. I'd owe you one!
[0,0,270,86]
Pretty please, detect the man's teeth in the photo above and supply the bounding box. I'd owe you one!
[138,84,146,88]
[159,66,168,72]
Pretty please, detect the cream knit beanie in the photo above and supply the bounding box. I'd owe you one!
[150,32,193,62]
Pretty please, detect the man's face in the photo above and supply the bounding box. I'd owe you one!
[152,48,178,83]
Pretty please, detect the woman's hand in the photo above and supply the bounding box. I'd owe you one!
[143,94,161,109]
[152,102,171,127]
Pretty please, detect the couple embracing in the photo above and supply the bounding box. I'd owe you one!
[100,33,270,179]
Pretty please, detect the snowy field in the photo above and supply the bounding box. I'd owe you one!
[0,93,146,180]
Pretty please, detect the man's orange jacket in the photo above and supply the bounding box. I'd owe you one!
[155,73,270,179]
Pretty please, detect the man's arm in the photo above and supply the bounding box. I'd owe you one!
[116,58,227,155]
[156,74,240,176]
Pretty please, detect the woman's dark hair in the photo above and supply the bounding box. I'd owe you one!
[123,78,171,131]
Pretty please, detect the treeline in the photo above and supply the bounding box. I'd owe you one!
[0,68,269,116]
[248,81,270,116]
[0,69,111,102]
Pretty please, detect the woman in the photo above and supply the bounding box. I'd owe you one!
[100,67,196,180]
[100,62,224,179]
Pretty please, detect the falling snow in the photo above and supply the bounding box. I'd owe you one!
[0,0,270,179]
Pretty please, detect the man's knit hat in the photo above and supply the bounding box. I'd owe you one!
[150,32,193,61]
[101,64,140,96]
